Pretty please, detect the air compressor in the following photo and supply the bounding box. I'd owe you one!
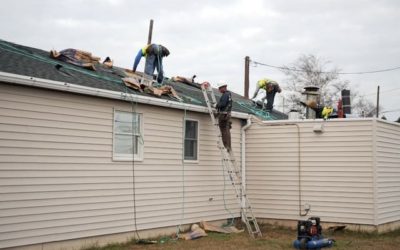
[293,217,334,250]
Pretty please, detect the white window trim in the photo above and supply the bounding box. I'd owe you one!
[184,118,200,163]
[112,109,144,162]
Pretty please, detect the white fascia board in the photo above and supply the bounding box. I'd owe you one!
[259,117,377,125]
[0,71,250,119]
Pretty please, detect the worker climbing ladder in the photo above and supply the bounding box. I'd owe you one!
[201,82,262,239]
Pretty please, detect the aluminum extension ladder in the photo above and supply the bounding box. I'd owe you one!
[201,82,262,239]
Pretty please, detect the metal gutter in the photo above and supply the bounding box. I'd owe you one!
[0,71,251,119]
[241,118,252,219]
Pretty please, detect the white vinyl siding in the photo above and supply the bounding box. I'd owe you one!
[5,80,400,249]
[375,120,400,224]
[0,83,241,249]
[246,119,376,225]
[113,110,143,161]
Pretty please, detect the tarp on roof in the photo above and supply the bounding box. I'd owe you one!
[50,49,100,71]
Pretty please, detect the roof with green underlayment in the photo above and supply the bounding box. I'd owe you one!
[0,39,287,120]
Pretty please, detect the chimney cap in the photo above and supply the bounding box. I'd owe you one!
[303,86,320,96]
[304,86,320,92]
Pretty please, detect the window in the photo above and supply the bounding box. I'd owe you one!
[113,111,143,161]
[184,120,198,161]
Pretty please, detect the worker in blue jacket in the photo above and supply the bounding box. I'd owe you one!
[132,44,170,83]
[216,81,233,152]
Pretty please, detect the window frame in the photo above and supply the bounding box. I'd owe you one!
[183,118,199,163]
[112,109,144,161]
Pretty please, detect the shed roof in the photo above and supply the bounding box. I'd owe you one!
[0,39,287,120]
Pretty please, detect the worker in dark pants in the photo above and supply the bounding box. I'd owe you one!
[132,44,170,83]
[251,78,282,110]
[216,81,233,152]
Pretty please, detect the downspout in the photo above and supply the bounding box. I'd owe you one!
[294,123,308,217]
[241,117,252,219]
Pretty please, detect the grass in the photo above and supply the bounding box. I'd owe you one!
[82,223,400,250]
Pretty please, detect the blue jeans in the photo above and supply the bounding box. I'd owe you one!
[144,46,164,83]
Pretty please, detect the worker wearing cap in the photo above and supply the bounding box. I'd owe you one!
[252,78,282,110]
[132,44,170,83]
[216,81,233,152]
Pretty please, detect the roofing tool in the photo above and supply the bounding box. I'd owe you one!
[201,82,262,239]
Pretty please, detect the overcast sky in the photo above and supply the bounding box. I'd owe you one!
[1,0,399,120]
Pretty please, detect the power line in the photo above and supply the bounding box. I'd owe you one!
[381,109,400,114]
[251,60,400,75]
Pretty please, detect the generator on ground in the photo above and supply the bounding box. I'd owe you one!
[293,217,334,250]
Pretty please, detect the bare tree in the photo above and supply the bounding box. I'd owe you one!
[281,54,378,117]
[351,92,379,117]
[282,55,345,112]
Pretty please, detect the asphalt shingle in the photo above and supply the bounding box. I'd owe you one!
[0,39,287,120]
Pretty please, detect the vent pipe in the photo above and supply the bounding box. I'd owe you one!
[302,86,320,119]
[288,109,300,120]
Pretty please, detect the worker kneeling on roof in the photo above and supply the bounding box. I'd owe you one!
[251,78,282,111]
[132,44,170,83]
[215,81,233,152]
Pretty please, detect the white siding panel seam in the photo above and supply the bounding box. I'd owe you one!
[0,111,111,128]
[372,119,379,226]
[0,86,114,110]
[0,102,111,120]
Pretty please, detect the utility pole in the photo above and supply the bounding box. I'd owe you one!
[244,56,250,98]
[376,85,380,118]
[147,19,154,45]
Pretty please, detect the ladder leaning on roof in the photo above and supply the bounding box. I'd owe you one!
[200,82,262,239]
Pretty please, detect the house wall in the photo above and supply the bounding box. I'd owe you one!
[245,119,376,225]
[375,119,400,225]
[0,83,241,249]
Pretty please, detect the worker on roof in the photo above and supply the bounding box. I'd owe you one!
[132,44,170,83]
[251,78,282,111]
[301,100,334,119]
[216,81,233,152]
